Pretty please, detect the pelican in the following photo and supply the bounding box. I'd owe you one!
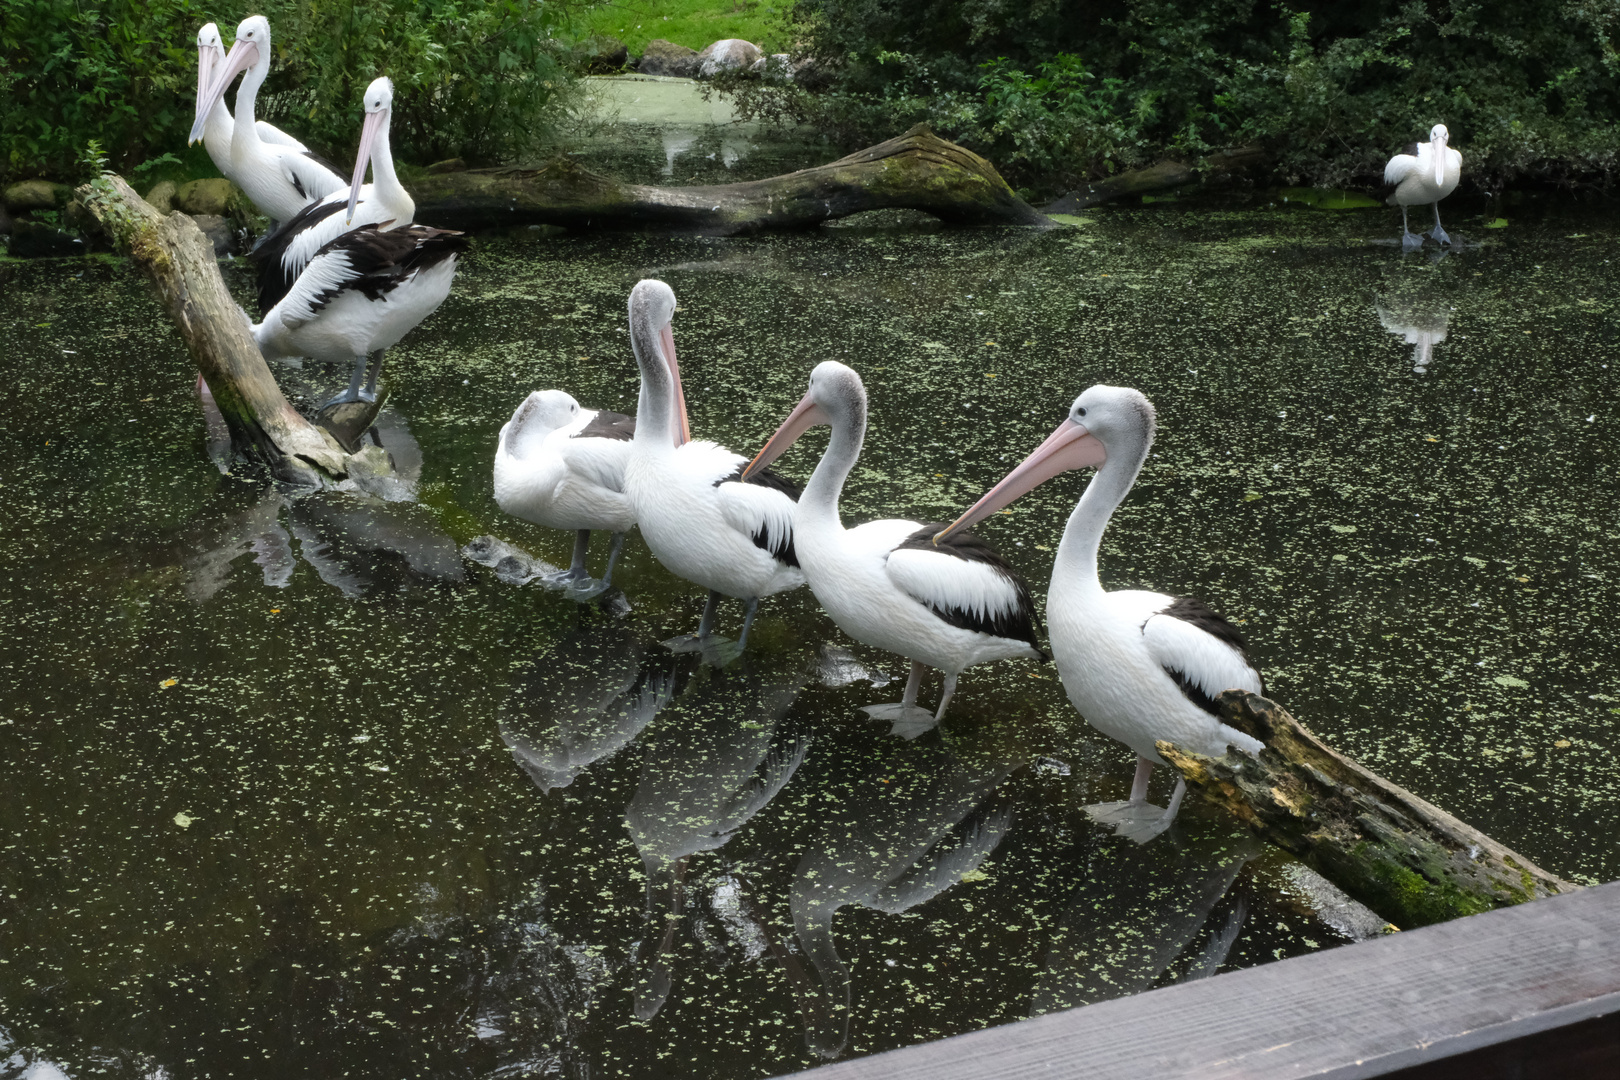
[622,280,804,657]
[937,386,1265,841]
[250,77,414,314]
[744,361,1044,738]
[193,22,308,181]
[189,16,347,222]
[249,224,465,404]
[1385,123,1462,250]
[493,390,636,594]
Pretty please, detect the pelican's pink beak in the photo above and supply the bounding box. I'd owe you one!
[743,393,830,481]
[1433,133,1447,186]
[934,418,1107,543]
[189,37,258,144]
[195,45,216,124]
[660,321,691,447]
[347,107,386,224]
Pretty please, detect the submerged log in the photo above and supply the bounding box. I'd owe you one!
[1045,145,1268,212]
[1157,691,1580,930]
[78,174,369,486]
[410,123,1053,234]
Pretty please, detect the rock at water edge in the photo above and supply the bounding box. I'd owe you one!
[637,38,700,78]
[697,38,763,78]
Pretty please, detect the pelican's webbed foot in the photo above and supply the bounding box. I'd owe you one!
[860,703,938,740]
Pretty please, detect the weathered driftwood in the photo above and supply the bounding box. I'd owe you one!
[410,123,1054,234]
[1045,145,1268,212]
[78,175,368,486]
[1157,691,1580,929]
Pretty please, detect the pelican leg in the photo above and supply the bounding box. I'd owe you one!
[696,590,721,640]
[861,660,935,735]
[933,672,958,724]
[320,355,369,407]
[1160,777,1187,825]
[1129,755,1155,804]
[568,530,591,579]
[664,590,724,654]
[1087,754,1178,843]
[601,531,626,587]
[1400,205,1423,251]
[736,596,761,649]
[360,349,386,402]
[1428,203,1451,246]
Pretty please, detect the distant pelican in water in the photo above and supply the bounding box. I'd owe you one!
[1385,124,1462,250]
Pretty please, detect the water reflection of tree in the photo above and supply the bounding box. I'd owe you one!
[790,740,1018,1059]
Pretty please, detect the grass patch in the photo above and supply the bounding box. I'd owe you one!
[570,0,785,54]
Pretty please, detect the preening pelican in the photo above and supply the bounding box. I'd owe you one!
[250,77,414,314]
[193,22,307,181]
[1385,123,1462,250]
[189,16,347,222]
[249,224,465,404]
[744,361,1044,739]
[938,386,1265,841]
[493,390,636,595]
[622,280,805,658]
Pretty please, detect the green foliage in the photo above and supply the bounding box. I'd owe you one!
[726,0,1620,191]
[1,0,580,182]
[567,0,787,54]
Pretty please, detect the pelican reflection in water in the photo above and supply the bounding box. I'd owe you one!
[624,662,809,1020]
[1377,295,1451,374]
[791,739,1017,1059]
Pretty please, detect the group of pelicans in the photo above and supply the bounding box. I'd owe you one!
[186,16,1467,840]
[188,16,463,406]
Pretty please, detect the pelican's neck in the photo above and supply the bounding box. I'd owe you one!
[799,396,865,533]
[371,114,414,223]
[631,319,675,455]
[1052,426,1151,599]
[230,57,269,164]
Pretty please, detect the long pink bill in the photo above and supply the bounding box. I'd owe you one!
[1434,139,1446,186]
[742,395,830,481]
[188,38,257,144]
[933,418,1107,543]
[346,108,386,224]
[660,322,691,447]
[195,47,216,124]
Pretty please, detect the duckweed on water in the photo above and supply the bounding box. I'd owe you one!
[0,200,1616,1078]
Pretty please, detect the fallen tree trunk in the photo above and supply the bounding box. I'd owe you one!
[1157,691,1580,930]
[78,175,370,487]
[410,123,1054,234]
[1045,145,1269,212]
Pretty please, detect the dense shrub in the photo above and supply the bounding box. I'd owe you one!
[1,0,578,181]
[721,0,1620,192]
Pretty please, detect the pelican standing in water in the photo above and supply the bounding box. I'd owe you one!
[622,280,804,659]
[250,77,415,314]
[189,16,347,222]
[193,22,309,179]
[1385,123,1462,250]
[745,361,1044,738]
[937,386,1265,841]
[493,390,636,595]
[249,224,465,404]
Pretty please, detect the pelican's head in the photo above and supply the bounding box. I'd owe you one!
[189,15,272,144]
[934,385,1153,543]
[502,389,579,459]
[195,24,226,120]
[1430,123,1450,184]
[348,76,396,223]
[743,360,864,480]
[628,279,690,447]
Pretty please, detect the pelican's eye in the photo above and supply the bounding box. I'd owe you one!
[1075,407,1087,418]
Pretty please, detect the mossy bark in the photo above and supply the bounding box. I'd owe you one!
[410,124,1054,234]
[77,175,353,486]
[1157,691,1580,930]
[1046,146,1269,211]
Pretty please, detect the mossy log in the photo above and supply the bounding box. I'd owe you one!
[1157,691,1580,930]
[410,123,1053,234]
[77,175,366,486]
[1046,145,1268,212]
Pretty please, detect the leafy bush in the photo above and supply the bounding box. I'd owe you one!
[720,0,1620,193]
[1,0,580,182]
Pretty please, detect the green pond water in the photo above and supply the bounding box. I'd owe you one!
[3,146,1620,1077]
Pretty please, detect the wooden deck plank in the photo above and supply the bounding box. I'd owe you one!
[783,880,1620,1080]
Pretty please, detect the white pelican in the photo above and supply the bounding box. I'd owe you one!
[493,390,636,594]
[193,22,308,180]
[249,76,415,314]
[189,16,347,222]
[622,279,804,657]
[249,224,465,404]
[937,386,1265,841]
[1385,123,1462,250]
[744,361,1045,738]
